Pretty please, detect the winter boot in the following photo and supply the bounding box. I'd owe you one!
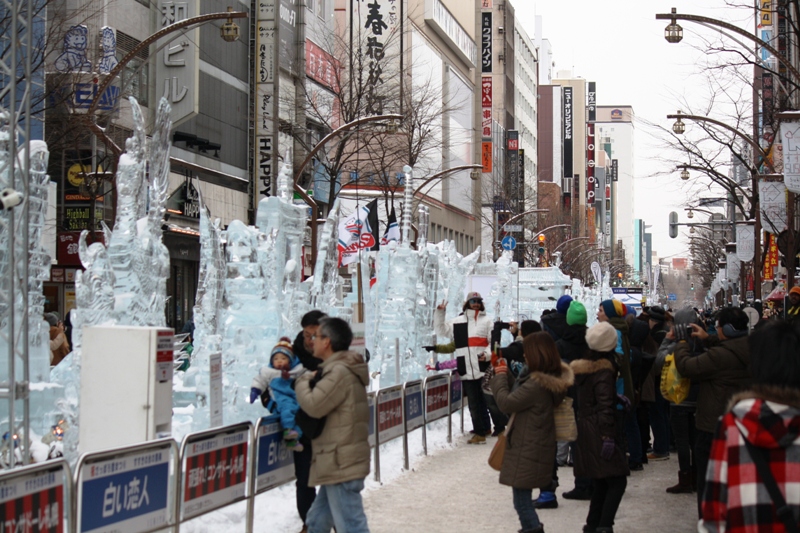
[666,471,693,494]
[533,491,558,509]
[467,434,486,444]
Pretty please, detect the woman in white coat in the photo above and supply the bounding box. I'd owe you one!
[434,292,493,444]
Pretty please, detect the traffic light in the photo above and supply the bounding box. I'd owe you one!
[537,234,546,255]
[669,211,678,239]
[691,283,695,291]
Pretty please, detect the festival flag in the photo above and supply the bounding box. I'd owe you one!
[381,206,401,245]
[338,199,379,267]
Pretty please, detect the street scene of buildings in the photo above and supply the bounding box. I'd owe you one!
[0,0,799,532]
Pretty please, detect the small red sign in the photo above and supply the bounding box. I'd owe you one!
[378,398,402,432]
[507,139,519,151]
[426,384,449,413]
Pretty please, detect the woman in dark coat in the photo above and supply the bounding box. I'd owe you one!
[491,332,574,533]
[571,322,629,533]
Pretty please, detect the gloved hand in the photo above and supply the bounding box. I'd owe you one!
[491,350,501,368]
[249,387,262,404]
[281,369,290,380]
[616,394,632,412]
[674,324,690,342]
[425,363,440,371]
[422,345,436,352]
[601,438,615,460]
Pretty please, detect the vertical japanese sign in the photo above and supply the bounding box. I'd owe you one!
[507,130,520,213]
[209,352,223,427]
[255,416,294,493]
[78,445,172,533]
[611,159,618,182]
[586,123,596,204]
[256,0,278,200]
[563,87,573,179]
[181,425,250,519]
[155,331,173,384]
[482,141,493,173]
[587,81,596,122]
[156,0,199,126]
[0,462,67,533]
[481,77,492,138]
[279,0,298,72]
[763,233,779,280]
[481,13,492,73]
[354,0,402,116]
[780,120,800,192]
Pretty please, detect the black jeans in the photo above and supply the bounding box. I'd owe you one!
[484,393,508,431]
[694,429,715,518]
[463,379,490,434]
[586,476,627,530]
[294,434,317,524]
[670,405,696,472]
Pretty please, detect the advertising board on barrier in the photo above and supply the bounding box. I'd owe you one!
[377,386,404,443]
[77,443,172,533]
[368,392,376,447]
[404,381,424,432]
[425,375,450,422]
[450,372,463,413]
[255,415,294,493]
[0,461,67,533]
[181,424,250,520]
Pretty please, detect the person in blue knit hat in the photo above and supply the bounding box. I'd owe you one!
[542,295,573,341]
[250,337,308,450]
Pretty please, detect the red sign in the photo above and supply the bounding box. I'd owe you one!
[377,397,402,432]
[507,138,519,151]
[482,142,493,173]
[305,39,340,92]
[184,440,248,502]
[0,466,65,533]
[481,77,492,107]
[426,383,448,413]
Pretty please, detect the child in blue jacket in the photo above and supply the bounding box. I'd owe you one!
[250,337,307,450]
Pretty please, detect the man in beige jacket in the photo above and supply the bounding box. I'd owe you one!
[295,317,371,533]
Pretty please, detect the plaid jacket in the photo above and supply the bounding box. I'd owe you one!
[700,386,800,533]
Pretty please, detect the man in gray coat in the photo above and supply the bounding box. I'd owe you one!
[295,317,371,533]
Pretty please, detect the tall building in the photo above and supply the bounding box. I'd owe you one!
[552,72,587,212]
[536,85,562,184]
[514,23,538,213]
[596,105,635,265]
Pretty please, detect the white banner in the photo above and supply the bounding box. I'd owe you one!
[590,261,602,284]
[735,225,755,262]
[727,252,741,281]
[780,121,800,192]
[759,180,788,234]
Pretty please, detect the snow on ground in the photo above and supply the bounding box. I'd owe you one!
[180,415,464,533]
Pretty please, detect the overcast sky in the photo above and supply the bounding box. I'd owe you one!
[513,1,753,262]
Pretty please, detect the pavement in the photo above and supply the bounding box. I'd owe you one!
[363,434,699,533]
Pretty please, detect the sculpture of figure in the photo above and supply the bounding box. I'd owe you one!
[54,25,92,73]
[97,27,118,74]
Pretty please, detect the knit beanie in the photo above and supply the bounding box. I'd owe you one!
[585,322,618,352]
[566,301,587,326]
[270,336,295,366]
[600,299,627,319]
[556,295,573,315]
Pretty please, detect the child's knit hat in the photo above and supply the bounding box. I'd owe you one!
[270,337,295,366]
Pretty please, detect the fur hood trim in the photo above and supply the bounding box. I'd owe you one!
[727,384,800,412]
[529,362,574,394]
[570,358,615,375]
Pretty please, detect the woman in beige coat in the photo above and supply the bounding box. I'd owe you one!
[491,332,574,533]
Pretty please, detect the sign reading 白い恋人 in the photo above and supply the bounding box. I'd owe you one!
[481,12,492,73]
[181,427,249,519]
[449,372,462,413]
[354,0,402,116]
[156,0,199,126]
[256,0,278,200]
[78,445,172,533]
[255,415,294,493]
[0,462,67,533]
[404,382,424,432]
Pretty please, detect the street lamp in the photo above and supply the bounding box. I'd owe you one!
[672,111,686,134]
[687,209,694,219]
[664,8,684,43]
[220,7,241,42]
[680,166,690,181]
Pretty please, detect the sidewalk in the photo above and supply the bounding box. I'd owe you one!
[364,435,698,533]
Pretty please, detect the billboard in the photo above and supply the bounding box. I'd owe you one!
[156,0,200,126]
[563,87,573,179]
[481,13,492,73]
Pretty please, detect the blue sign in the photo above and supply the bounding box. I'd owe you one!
[668,294,677,301]
[450,373,463,413]
[255,415,294,493]
[501,235,516,251]
[404,382,424,432]
[73,83,120,111]
[79,448,171,533]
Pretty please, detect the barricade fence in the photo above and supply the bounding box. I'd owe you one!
[0,371,465,533]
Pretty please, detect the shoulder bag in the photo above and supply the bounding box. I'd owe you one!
[488,413,515,471]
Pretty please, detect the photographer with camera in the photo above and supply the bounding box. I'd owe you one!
[672,307,751,518]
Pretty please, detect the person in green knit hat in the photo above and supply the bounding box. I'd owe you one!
[597,300,634,403]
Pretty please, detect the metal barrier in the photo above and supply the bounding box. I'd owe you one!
[0,373,467,533]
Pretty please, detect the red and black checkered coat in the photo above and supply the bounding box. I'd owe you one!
[700,386,800,533]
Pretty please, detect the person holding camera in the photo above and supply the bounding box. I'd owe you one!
[672,307,751,517]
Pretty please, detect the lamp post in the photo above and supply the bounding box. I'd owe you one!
[290,113,403,271]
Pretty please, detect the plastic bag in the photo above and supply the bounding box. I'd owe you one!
[660,353,690,404]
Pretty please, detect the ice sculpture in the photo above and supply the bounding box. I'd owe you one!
[516,267,572,322]
[310,199,344,315]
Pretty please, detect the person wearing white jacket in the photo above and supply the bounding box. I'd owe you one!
[434,292,493,444]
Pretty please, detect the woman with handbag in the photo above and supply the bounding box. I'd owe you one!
[700,319,800,533]
[489,332,574,533]
[571,322,630,533]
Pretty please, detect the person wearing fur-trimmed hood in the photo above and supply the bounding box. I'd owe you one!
[490,331,574,533]
[571,322,629,533]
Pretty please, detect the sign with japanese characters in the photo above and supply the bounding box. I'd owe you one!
[780,120,800,193]
[563,87,573,179]
[181,424,250,519]
[404,381,424,432]
[209,353,223,427]
[376,386,404,443]
[481,12,492,73]
[425,375,449,422]
[279,0,298,72]
[354,0,402,116]
[255,415,294,493]
[482,77,492,139]
[482,142,492,173]
[0,461,67,533]
[256,0,278,200]
[77,444,172,533]
[155,331,173,384]
[449,372,462,413]
[155,0,199,126]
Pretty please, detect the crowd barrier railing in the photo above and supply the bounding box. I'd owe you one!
[0,371,466,533]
